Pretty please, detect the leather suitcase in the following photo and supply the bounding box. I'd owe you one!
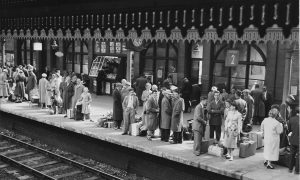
[75,105,84,121]
[201,139,215,153]
[239,140,257,158]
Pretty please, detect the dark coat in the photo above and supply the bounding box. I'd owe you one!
[181,80,192,99]
[63,82,74,111]
[251,89,265,117]
[158,90,164,127]
[171,98,184,132]
[192,103,207,135]
[135,76,147,100]
[146,95,159,131]
[288,115,299,146]
[25,73,37,94]
[162,79,171,89]
[112,89,123,121]
[207,100,224,126]
[263,91,273,117]
[160,96,172,129]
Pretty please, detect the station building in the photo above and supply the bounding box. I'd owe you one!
[0,0,298,102]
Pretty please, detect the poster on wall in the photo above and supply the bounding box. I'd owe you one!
[225,50,239,67]
[105,82,111,94]
[191,43,203,59]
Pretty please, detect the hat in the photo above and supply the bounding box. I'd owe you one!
[2,69,8,73]
[243,89,251,93]
[116,83,122,87]
[125,81,131,86]
[42,73,47,78]
[200,96,208,101]
[27,65,33,71]
[271,104,280,111]
[165,90,172,94]
[211,86,217,91]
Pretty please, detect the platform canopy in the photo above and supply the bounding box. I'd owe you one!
[0,0,298,43]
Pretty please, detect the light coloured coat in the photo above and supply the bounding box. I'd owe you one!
[146,95,159,131]
[38,77,48,103]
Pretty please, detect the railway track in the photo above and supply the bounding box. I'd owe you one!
[0,134,123,180]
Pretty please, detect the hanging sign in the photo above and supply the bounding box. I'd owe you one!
[225,50,239,67]
[191,43,203,59]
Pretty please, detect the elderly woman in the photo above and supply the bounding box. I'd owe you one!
[261,108,283,169]
[141,83,152,125]
[224,101,242,161]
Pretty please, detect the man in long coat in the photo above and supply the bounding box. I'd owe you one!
[181,77,192,113]
[251,84,265,125]
[38,73,48,108]
[207,91,224,142]
[121,81,131,103]
[262,86,273,118]
[72,78,84,118]
[160,89,172,142]
[146,90,159,141]
[122,88,139,135]
[113,83,123,129]
[135,74,147,106]
[63,76,75,118]
[25,68,37,95]
[192,96,208,156]
[170,89,185,144]
[242,89,254,126]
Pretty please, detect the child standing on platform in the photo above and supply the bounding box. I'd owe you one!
[78,87,92,121]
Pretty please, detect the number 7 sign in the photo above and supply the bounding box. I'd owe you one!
[225,50,239,67]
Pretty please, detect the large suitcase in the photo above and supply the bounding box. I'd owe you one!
[208,145,224,157]
[67,109,74,119]
[249,131,264,149]
[75,105,84,121]
[131,123,141,136]
[201,139,215,153]
[239,140,257,158]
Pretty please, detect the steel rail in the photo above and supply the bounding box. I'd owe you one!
[0,134,123,180]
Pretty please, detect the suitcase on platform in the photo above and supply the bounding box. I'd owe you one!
[131,123,141,136]
[67,109,74,119]
[239,140,257,158]
[201,139,215,153]
[75,105,84,121]
[249,131,264,149]
[208,145,224,157]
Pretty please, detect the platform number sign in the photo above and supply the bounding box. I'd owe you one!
[225,50,239,67]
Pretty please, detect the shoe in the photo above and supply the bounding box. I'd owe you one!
[170,141,177,144]
[225,154,231,159]
[289,169,293,173]
[121,133,127,135]
[264,161,267,166]
[267,164,274,169]
[64,115,67,118]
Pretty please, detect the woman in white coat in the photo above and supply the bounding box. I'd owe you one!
[261,108,283,169]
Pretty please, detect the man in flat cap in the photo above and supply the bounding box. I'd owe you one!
[122,88,139,135]
[113,83,123,129]
[193,96,208,155]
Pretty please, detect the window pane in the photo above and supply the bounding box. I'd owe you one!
[216,43,227,61]
[168,60,177,73]
[231,64,246,78]
[68,42,73,52]
[248,80,264,90]
[156,42,166,57]
[145,45,154,56]
[156,60,165,80]
[83,65,88,74]
[5,39,14,51]
[115,42,121,53]
[67,63,72,72]
[74,64,80,73]
[213,76,228,90]
[82,42,88,53]
[144,59,153,73]
[250,46,264,63]
[231,78,245,90]
[101,42,106,53]
[26,40,30,50]
[213,63,229,77]
[95,41,100,53]
[83,55,88,65]
[67,53,73,63]
[75,54,80,64]
[75,41,81,52]
[235,42,247,62]
[26,52,30,62]
[249,65,265,80]
[169,45,177,58]
[109,42,115,53]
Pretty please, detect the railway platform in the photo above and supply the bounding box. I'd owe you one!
[0,95,298,180]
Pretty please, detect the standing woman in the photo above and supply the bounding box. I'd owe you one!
[145,90,159,141]
[62,76,74,117]
[222,99,231,140]
[0,69,9,101]
[224,101,242,161]
[38,73,48,108]
[141,83,152,126]
[261,109,283,169]
[78,87,92,121]
[14,70,26,103]
[170,89,185,144]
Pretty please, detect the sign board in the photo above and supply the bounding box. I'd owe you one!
[191,43,203,59]
[225,50,239,67]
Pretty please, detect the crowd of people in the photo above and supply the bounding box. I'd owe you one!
[0,64,92,121]
[0,66,298,174]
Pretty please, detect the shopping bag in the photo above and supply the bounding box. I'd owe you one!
[67,109,74,119]
[239,140,257,158]
[131,123,141,136]
[208,145,224,157]
[201,139,215,153]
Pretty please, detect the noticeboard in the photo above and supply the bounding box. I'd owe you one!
[225,50,239,67]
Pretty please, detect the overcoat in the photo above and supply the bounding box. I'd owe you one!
[171,98,184,132]
[160,96,172,129]
[135,76,147,100]
[0,72,8,97]
[261,117,283,161]
[25,73,37,94]
[38,77,48,103]
[146,95,159,131]
[63,82,74,111]
[192,103,206,134]
[14,74,26,98]
[72,84,84,109]
[112,89,123,121]
[243,95,254,123]
[207,100,224,126]
[251,89,265,117]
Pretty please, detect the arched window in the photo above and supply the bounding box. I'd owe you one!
[19,39,33,65]
[141,41,178,84]
[212,41,266,91]
[65,40,89,74]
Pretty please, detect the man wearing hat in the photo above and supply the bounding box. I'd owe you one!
[146,89,160,140]
[121,81,131,103]
[122,88,139,135]
[192,96,208,155]
[288,105,299,174]
[39,73,48,108]
[234,90,247,124]
[243,89,254,128]
[113,83,123,129]
[25,65,37,97]
[207,86,217,106]
[160,89,172,142]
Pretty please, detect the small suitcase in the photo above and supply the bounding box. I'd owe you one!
[208,145,224,157]
[274,150,292,168]
[131,123,141,136]
[201,139,215,153]
[239,140,257,158]
[75,105,84,121]
[67,109,74,119]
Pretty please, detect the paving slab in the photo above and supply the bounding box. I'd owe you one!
[0,98,298,180]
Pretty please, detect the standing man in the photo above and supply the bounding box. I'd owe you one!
[160,89,172,142]
[135,73,147,106]
[121,81,131,103]
[207,91,224,142]
[251,84,265,125]
[243,89,254,127]
[122,88,139,135]
[163,75,173,89]
[38,73,48,108]
[181,77,192,113]
[207,86,217,106]
[112,83,123,129]
[234,90,247,123]
[262,86,273,118]
[170,89,185,144]
[192,96,208,156]
[288,106,299,174]
[25,66,37,96]
[228,87,237,101]
[146,90,160,141]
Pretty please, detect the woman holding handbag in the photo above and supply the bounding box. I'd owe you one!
[224,101,242,161]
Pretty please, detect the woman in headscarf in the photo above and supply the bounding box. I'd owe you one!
[261,108,283,169]
[14,69,26,103]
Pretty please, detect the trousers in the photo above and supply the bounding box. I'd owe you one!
[123,108,135,134]
[210,125,221,141]
[289,145,299,173]
[161,129,170,142]
[193,130,203,155]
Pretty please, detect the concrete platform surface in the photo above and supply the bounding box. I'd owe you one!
[0,97,298,180]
